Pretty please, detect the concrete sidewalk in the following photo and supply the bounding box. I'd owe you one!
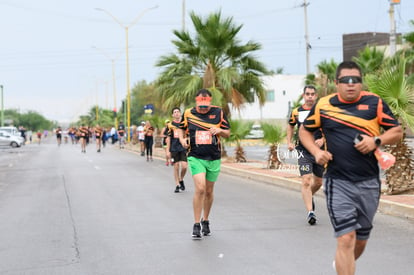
[126,144,414,221]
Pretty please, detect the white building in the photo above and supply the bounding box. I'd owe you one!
[232,74,306,122]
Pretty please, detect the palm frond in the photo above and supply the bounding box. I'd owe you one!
[365,58,414,131]
[155,10,269,117]
[224,119,253,145]
[261,123,286,145]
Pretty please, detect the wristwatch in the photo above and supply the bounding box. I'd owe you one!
[374,136,381,147]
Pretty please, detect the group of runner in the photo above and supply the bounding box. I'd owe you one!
[42,61,403,274]
[51,125,109,153]
[154,62,403,275]
[289,61,402,274]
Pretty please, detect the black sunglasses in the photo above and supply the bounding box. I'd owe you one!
[337,76,362,84]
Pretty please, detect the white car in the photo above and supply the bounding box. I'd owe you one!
[245,124,264,139]
[0,130,24,147]
[0,126,20,136]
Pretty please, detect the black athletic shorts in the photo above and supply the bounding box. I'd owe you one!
[171,151,187,163]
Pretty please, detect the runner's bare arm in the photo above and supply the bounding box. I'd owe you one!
[177,129,189,149]
[286,124,295,151]
[299,125,332,166]
[209,127,230,138]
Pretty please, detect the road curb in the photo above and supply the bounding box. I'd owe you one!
[378,199,414,220]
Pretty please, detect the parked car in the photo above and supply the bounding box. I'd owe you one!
[245,124,264,139]
[0,126,20,136]
[0,130,24,147]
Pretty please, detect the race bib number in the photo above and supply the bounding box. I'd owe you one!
[298,110,310,123]
[195,130,212,145]
[173,129,179,138]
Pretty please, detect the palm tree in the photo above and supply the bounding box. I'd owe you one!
[365,57,414,194]
[261,123,286,169]
[155,11,270,117]
[352,46,385,76]
[316,59,337,96]
[223,120,252,162]
[400,21,414,80]
[304,73,316,86]
[404,20,414,45]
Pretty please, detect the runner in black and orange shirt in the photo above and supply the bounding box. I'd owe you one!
[143,121,155,161]
[55,126,63,146]
[79,125,89,153]
[166,107,188,193]
[94,124,103,153]
[178,89,230,239]
[287,85,324,225]
[117,121,126,149]
[299,61,402,274]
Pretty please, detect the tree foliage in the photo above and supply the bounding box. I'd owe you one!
[261,122,286,169]
[3,109,54,131]
[352,46,385,76]
[223,119,253,162]
[155,10,270,117]
[365,56,414,194]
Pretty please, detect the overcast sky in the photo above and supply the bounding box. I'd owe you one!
[1,0,413,124]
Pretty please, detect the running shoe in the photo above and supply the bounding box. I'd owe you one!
[201,219,211,236]
[192,223,202,239]
[174,185,180,193]
[179,180,185,191]
[307,211,317,225]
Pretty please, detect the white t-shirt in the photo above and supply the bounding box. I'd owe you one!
[137,125,145,140]
[110,127,116,135]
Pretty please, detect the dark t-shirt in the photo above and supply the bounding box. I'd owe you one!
[118,124,125,137]
[303,91,399,181]
[180,106,230,161]
[288,104,323,152]
[167,121,186,153]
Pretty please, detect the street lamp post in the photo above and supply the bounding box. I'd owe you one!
[0,85,4,127]
[96,5,158,142]
[92,46,121,129]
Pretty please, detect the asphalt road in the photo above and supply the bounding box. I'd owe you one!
[0,139,413,274]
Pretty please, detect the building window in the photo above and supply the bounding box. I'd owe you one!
[266,89,275,102]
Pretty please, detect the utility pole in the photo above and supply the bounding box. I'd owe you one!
[182,0,186,31]
[96,5,158,142]
[95,81,99,121]
[301,0,311,75]
[92,46,121,128]
[389,0,400,56]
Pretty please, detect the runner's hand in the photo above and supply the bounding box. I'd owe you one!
[314,149,333,166]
